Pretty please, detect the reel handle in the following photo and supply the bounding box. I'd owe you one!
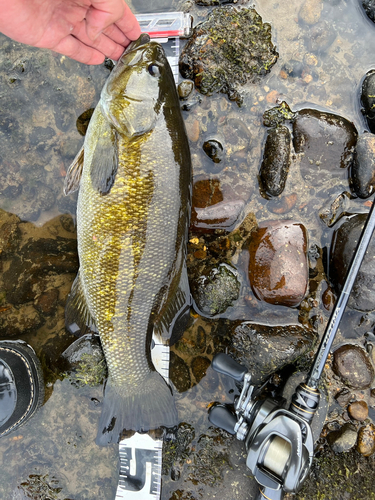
[211,353,247,382]
[257,486,283,500]
[208,404,237,435]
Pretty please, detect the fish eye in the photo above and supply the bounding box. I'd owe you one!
[148,64,160,77]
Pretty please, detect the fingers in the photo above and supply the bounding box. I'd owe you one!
[86,0,141,42]
[52,35,106,65]
[72,19,125,60]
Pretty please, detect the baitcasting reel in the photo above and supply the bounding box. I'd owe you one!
[209,198,375,499]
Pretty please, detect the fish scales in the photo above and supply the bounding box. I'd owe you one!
[64,34,191,445]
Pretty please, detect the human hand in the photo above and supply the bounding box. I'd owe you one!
[0,0,141,65]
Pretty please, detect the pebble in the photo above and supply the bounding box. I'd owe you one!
[347,400,369,421]
[259,126,291,197]
[332,344,374,389]
[328,423,358,453]
[299,0,323,25]
[178,80,194,100]
[350,133,375,198]
[357,423,375,457]
[185,118,200,142]
[361,69,375,134]
[248,220,309,306]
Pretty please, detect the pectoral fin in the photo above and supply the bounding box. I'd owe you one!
[64,145,84,195]
[65,271,97,336]
[90,120,118,196]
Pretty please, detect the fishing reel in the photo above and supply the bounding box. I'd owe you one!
[208,353,320,499]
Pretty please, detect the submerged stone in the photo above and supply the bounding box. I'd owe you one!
[357,423,375,457]
[332,344,374,389]
[362,0,375,24]
[191,263,241,317]
[230,322,315,384]
[327,423,358,453]
[361,69,375,134]
[179,6,278,103]
[259,125,291,197]
[262,101,295,128]
[292,108,357,187]
[202,139,224,164]
[350,133,375,198]
[248,220,308,307]
[329,213,375,311]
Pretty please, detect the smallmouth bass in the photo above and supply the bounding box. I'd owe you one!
[64,34,191,446]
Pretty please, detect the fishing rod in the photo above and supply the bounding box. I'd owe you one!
[208,199,375,500]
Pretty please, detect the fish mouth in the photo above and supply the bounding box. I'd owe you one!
[123,33,151,56]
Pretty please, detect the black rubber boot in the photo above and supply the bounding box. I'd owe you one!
[0,340,44,437]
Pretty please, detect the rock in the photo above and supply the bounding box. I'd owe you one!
[248,220,309,307]
[259,126,291,197]
[347,400,369,421]
[268,193,298,215]
[179,6,278,103]
[334,388,353,408]
[191,356,211,383]
[328,423,358,453]
[357,423,375,457]
[59,214,76,233]
[329,213,375,311]
[170,351,192,393]
[263,102,296,128]
[178,80,194,100]
[62,334,106,386]
[0,303,44,337]
[319,191,352,227]
[293,109,357,187]
[202,139,224,165]
[191,263,241,317]
[306,21,336,54]
[332,344,374,389]
[299,0,323,25]
[34,288,59,316]
[362,0,375,23]
[229,322,316,385]
[350,133,375,198]
[0,210,21,257]
[3,237,78,304]
[361,70,375,134]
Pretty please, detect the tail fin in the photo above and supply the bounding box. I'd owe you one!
[96,371,178,446]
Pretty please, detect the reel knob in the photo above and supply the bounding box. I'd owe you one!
[211,353,247,382]
[208,404,237,435]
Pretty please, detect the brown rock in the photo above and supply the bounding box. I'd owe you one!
[299,0,323,25]
[347,400,369,421]
[191,356,210,383]
[332,344,374,389]
[248,220,308,306]
[357,423,375,457]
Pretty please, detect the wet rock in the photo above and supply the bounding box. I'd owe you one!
[306,21,336,54]
[319,191,352,227]
[329,213,375,311]
[170,351,191,392]
[361,69,375,134]
[350,133,375,198]
[59,214,76,233]
[0,210,21,257]
[332,344,374,389]
[203,139,224,164]
[178,80,194,100]
[268,193,298,215]
[327,423,358,453]
[0,303,44,337]
[230,322,316,384]
[362,0,375,23]
[263,101,296,128]
[3,237,78,304]
[357,423,375,457]
[190,177,244,233]
[191,356,211,383]
[348,400,368,421]
[299,0,323,25]
[334,388,353,408]
[248,220,308,307]
[259,126,291,197]
[293,109,357,187]
[191,263,241,317]
[179,6,278,103]
[62,334,106,386]
[163,422,195,480]
[34,288,59,316]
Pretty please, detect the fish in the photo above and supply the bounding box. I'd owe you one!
[63,34,192,446]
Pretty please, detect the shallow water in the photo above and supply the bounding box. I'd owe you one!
[1,0,375,499]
